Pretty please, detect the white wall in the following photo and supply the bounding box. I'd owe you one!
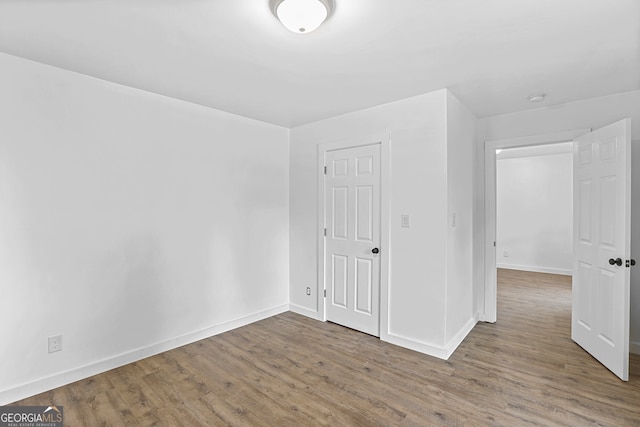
[289,90,447,347]
[496,152,573,275]
[289,89,476,358]
[445,92,477,346]
[388,125,448,351]
[0,52,290,404]
[476,90,640,353]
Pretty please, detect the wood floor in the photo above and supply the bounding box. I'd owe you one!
[13,269,640,426]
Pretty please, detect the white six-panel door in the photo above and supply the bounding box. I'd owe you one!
[325,144,381,336]
[572,119,631,381]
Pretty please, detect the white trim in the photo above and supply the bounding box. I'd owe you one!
[478,313,493,322]
[379,134,391,342]
[496,141,573,160]
[445,316,478,359]
[496,264,573,276]
[317,134,390,336]
[289,303,322,320]
[382,316,477,360]
[631,341,640,355]
[486,130,590,149]
[0,304,288,406]
[317,144,327,321]
[383,333,448,360]
[483,128,590,323]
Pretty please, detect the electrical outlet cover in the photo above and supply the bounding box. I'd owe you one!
[48,335,62,353]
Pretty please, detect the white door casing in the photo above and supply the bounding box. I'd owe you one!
[572,118,631,381]
[324,143,381,336]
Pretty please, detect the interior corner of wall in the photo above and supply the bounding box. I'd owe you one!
[289,303,321,321]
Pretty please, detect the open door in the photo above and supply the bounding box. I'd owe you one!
[572,118,631,381]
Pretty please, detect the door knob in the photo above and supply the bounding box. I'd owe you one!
[372,248,379,254]
[631,259,636,266]
[609,258,622,266]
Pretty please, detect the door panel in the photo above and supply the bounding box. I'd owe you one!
[356,185,374,241]
[572,118,631,381]
[334,158,348,176]
[332,254,348,307]
[600,176,616,245]
[355,257,373,314]
[576,262,591,329]
[333,187,348,239]
[578,179,592,242]
[325,143,381,336]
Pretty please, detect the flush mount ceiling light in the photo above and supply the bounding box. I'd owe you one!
[270,0,334,34]
[527,93,547,103]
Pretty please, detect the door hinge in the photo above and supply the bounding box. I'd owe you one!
[324,166,327,174]
[324,228,327,236]
[493,241,496,247]
[324,289,327,298]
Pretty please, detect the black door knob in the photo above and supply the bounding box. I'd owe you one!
[372,248,379,254]
[609,258,622,266]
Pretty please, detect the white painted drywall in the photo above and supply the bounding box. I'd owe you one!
[289,89,477,357]
[496,151,573,275]
[445,91,477,347]
[476,90,640,353]
[0,52,290,404]
[388,125,448,350]
[290,90,447,348]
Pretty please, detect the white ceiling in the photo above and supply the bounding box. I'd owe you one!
[1,0,638,128]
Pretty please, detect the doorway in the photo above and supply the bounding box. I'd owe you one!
[494,143,574,346]
[495,143,573,277]
[482,129,589,322]
[484,121,633,381]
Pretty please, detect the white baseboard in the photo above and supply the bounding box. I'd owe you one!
[497,263,572,276]
[631,341,640,355]
[478,313,496,323]
[382,332,448,360]
[383,317,478,361]
[289,303,322,320]
[0,304,288,406]
[445,316,478,359]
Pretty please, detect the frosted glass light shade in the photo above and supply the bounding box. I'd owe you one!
[270,0,334,34]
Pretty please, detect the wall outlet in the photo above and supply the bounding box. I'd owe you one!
[503,251,510,258]
[401,215,410,228]
[306,287,311,296]
[48,335,62,353]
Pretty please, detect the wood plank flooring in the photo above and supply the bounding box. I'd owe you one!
[12,269,640,426]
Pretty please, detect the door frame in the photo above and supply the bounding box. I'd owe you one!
[481,128,590,322]
[317,134,391,335]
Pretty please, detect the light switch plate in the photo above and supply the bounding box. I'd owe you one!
[401,215,410,228]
